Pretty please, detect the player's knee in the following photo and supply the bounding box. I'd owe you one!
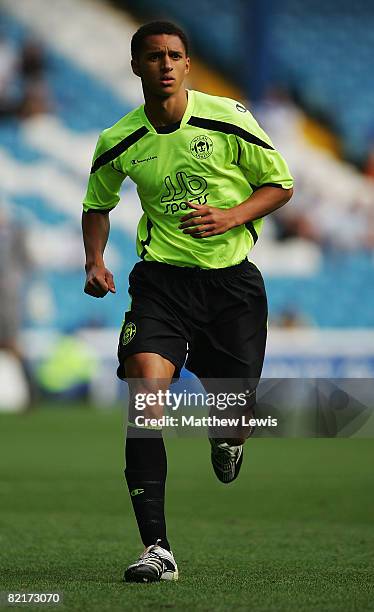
[129,380,165,421]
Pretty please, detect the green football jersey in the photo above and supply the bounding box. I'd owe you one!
[83,89,293,269]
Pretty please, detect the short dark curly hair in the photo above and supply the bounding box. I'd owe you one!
[131,21,189,59]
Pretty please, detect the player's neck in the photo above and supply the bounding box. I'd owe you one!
[143,89,188,128]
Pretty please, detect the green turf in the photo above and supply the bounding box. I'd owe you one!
[0,407,373,611]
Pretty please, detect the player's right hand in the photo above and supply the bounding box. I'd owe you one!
[84,265,116,298]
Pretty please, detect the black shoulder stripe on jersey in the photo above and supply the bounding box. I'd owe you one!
[91,126,149,174]
[250,182,286,192]
[236,137,242,165]
[140,217,153,259]
[187,116,274,150]
[245,222,258,245]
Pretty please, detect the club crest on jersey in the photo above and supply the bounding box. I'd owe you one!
[190,135,213,159]
[122,322,136,345]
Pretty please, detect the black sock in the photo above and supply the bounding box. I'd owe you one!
[125,426,170,551]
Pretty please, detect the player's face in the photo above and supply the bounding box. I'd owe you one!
[132,34,190,97]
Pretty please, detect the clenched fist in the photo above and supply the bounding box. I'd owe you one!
[84,264,116,298]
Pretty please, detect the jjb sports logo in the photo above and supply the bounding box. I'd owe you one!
[161,171,209,214]
[190,135,213,159]
[122,322,136,345]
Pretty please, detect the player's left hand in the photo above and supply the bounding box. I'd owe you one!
[178,202,235,238]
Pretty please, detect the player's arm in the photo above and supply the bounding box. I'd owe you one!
[179,185,293,238]
[222,183,293,228]
[82,210,116,298]
[82,131,126,295]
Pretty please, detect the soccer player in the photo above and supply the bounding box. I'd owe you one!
[82,21,293,583]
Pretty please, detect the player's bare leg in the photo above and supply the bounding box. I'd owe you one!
[123,353,178,582]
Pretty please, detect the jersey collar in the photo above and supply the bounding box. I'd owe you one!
[141,89,195,134]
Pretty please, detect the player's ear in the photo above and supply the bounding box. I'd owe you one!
[131,58,141,77]
[185,56,190,76]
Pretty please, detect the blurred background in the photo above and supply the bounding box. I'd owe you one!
[1,0,374,411]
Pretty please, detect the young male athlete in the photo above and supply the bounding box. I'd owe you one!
[82,21,293,583]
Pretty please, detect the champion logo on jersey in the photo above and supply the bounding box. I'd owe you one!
[131,155,157,165]
[190,135,213,159]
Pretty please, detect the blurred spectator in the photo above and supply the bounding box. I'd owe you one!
[256,90,374,252]
[0,34,51,120]
[36,333,99,401]
[18,38,51,118]
[272,308,313,329]
[0,31,18,117]
[0,202,34,403]
[364,145,374,181]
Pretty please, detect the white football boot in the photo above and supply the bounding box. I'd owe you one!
[124,540,178,583]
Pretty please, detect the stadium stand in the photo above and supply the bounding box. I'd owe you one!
[271,0,374,166]
[120,0,374,167]
[1,0,373,343]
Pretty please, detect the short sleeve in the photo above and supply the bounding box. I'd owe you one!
[231,105,294,190]
[82,132,127,213]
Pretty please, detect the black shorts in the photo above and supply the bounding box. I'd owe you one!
[117,258,267,381]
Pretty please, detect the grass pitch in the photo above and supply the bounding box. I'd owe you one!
[0,406,373,611]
